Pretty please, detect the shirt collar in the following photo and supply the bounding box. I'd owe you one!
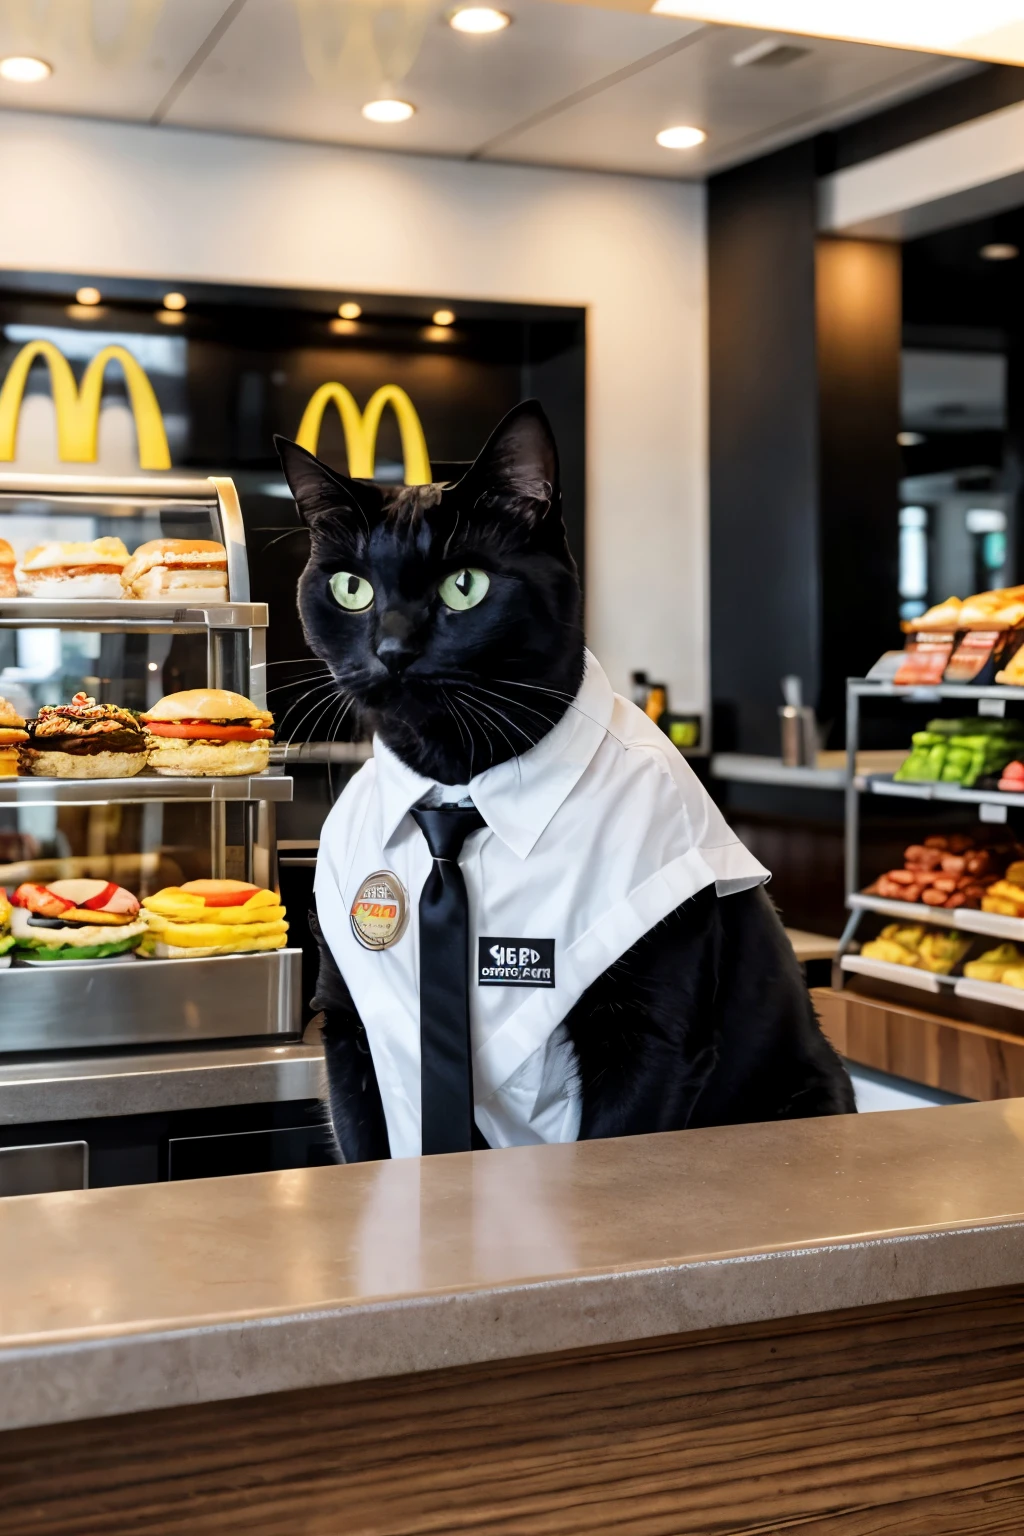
[373,650,615,859]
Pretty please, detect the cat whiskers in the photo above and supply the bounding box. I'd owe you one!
[438,687,476,780]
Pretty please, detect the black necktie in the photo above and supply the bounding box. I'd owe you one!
[411,805,486,1156]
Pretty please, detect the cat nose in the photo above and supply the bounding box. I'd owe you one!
[375,635,417,674]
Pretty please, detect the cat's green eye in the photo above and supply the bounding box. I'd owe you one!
[439,568,490,612]
[329,571,374,612]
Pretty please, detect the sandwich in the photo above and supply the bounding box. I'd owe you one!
[16,537,130,599]
[0,697,27,777]
[21,692,149,779]
[10,879,146,961]
[0,538,15,599]
[121,539,228,603]
[959,584,1024,629]
[0,890,12,969]
[909,595,961,632]
[141,689,273,776]
[139,879,287,958]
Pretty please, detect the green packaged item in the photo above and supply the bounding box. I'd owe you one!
[895,716,1024,785]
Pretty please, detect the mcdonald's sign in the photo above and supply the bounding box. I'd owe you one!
[0,339,434,485]
[296,382,432,485]
[0,340,171,470]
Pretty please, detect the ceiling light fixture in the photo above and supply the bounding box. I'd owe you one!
[980,243,1019,261]
[0,55,51,83]
[655,125,706,150]
[648,0,1024,66]
[338,301,362,319]
[75,286,102,306]
[431,309,456,326]
[449,7,511,33]
[162,291,187,310]
[362,98,415,123]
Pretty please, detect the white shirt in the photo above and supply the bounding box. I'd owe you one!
[315,651,769,1158]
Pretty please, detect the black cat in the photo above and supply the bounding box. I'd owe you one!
[277,403,854,1160]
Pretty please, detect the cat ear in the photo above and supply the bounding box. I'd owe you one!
[274,436,374,531]
[462,400,560,515]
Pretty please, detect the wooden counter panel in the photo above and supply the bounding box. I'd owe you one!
[5,1287,1024,1535]
[813,986,1024,1099]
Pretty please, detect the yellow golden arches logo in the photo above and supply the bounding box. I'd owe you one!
[0,339,171,471]
[296,383,431,485]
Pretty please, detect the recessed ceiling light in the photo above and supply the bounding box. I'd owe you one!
[162,291,187,310]
[155,309,185,326]
[362,98,415,123]
[980,242,1019,261]
[338,302,362,320]
[0,56,51,83]
[897,431,926,447]
[432,308,456,326]
[449,7,511,32]
[75,286,102,306]
[655,125,706,150]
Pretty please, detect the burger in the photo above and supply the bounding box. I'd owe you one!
[0,538,15,599]
[0,890,12,969]
[21,692,149,779]
[139,879,288,958]
[16,537,130,598]
[10,880,146,961]
[121,539,228,603]
[0,698,27,777]
[142,689,273,777]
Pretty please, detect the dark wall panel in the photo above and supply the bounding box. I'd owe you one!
[816,238,902,740]
[709,142,820,756]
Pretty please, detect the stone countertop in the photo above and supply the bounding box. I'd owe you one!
[0,1033,325,1125]
[5,1098,1024,1433]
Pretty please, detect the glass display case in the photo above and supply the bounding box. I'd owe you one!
[0,473,300,1053]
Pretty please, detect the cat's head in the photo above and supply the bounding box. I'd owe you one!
[277,400,584,783]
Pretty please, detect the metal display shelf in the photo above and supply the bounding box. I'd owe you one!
[837,677,1024,1018]
[850,680,1024,702]
[855,772,1024,809]
[0,772,293,806]
[270,740,372,765]
[848,892,1024,942]
[0,950,303,1054]
[0,471,301,1052]
[0,599,268,629]
[840,953,953,995]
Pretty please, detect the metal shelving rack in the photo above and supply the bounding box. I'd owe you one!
[0,473,301,1054]
[838,677,1024,1013]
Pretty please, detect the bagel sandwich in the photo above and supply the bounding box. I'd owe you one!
[121,539,228,603]
[10,879,146,960]
[139,879,287,957]
[141,690,273,776]
[0,697,28,778]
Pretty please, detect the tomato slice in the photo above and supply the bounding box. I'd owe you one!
[144,722,273,741]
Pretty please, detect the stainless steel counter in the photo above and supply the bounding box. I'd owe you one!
[0,1030,324,1125]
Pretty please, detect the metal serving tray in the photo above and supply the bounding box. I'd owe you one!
[0,772,294,806]
[0,950,303,1054]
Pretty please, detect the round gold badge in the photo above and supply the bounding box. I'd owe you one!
[350,870,409,951]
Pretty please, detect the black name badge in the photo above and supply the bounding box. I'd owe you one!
[478,938,555,988]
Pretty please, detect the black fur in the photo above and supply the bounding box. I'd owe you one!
[279,403,855,1161]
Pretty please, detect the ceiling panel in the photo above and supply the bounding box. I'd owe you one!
[479,20,968,175]
[0,0,975,179]
[0,0,216,121]
[163,0,705,158]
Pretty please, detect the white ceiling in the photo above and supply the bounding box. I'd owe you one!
[0,0,972,177]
